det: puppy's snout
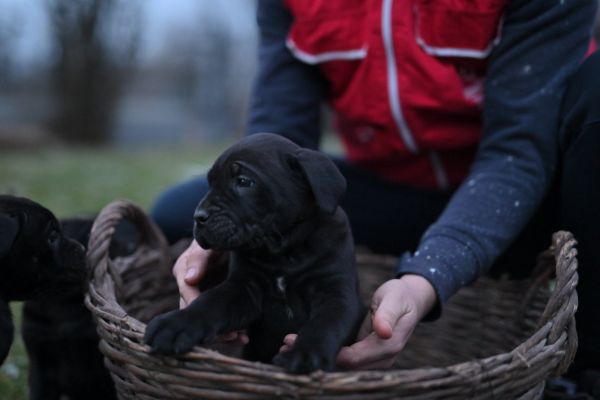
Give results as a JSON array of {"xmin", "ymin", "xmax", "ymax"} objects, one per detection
[{"xmin": 194, "ymin": 208, "xmax": 209, "ymax": 225}]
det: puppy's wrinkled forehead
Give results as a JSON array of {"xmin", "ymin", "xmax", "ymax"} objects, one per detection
[
  {"xmin": 210, "ymin": 134, "xmax": 300, "ymax": 180},
  {"xmin": 0, "ymin": 195, "xmax": 54, "ymax": 220}
]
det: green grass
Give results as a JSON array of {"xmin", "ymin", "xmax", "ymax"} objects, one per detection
[{"xmin": 0, "ymin": 142, "xmax": 231, "ymax": 399}]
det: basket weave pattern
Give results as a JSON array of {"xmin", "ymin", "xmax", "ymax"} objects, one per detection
[{"xmin": 86, "ymin": 200, "xmax": 579, "ymax": 399}]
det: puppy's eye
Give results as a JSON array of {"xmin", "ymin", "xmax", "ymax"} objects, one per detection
[
  {"xmin": 236, "ymin": 176, "xmax": 255, "ymax": 188},
  {"xmin": 47, "ymin": 229, "xmax": 60, "ymax": 246}
]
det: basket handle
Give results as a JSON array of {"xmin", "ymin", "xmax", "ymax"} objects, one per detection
[
  {"xmin": 537, "ymin": 230, "xmax": 579, "ymax": 374},
  {"xmin": 87, "ymin": 199, "xmax": 170, "ymax": 283}
]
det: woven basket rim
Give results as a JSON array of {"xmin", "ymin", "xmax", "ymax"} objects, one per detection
[{"xmin": 85, "ymin": 199, "xmax": 579, "ymax": 394}]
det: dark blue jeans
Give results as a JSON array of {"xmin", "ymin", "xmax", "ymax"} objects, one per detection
[{"xmin": 150, "ymin": 52, "xmax": 600, "ymax": 379}]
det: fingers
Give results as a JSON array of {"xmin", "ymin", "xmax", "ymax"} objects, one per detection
[
  {"xmin": 178, "ymin": 285, "xmax": 201, "ymax": 309},
  {"xmin": 219, "ymin": 331, "xmax": 250, "ymax": 345},
  {"xmin": 174, "ymin": 241, "xmax": 209, "ymax": 284},
  {"xmin": 279, "ymin": 333, "xmax": 298, "ymax": 353},
  {"xmin": 372, "ymin": 314, "xmax": 393, "ymax": 339},
  {"xmin": 372, "ymin": 295, "xmax": 410, "ymax": 340},
  {"xmin": 184, "ymin": 262, "xmax": 203, "ymax": 285},
  {"xmin": 179, "ymin": 297, "xmax": 186, "ymax": 309},
  {"xmin": 336, "ymin": 329, "xmax": 408, "ymax": 370},
  {"xmin": 220, "ymin": 331, "xmax": 238, "ymax": 341},
  {"xmin": 173, "ymin": 241, "xmax": 210, "ymax": 308},
  {"xmin": 283, "ymin": 334, "xmax": 297, "ymax": 346},
  {"xmin": 369, "ymin": 281, "xmax": 410, "ymax": 340},
  {"xmin": 336, "ymin": 332, "xmax": 391, "ymax": 368},
  {"xmin": 340, "ymin": 355, "xmax": 396, "ymax": 370},
  {"xmin": 336, "ymin": 279, "xmax": 421, "ymax": 370}
]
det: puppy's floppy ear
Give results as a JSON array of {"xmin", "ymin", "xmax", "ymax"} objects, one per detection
[
  {"xmin": 0, "ymin": 299, "xmax": 14, "ymax": 364},
  {"xmin": 293, "ymin": 149, "xmax": 346, "ymax": 215},
  {"xmin": 0, "ymin": 214, "xmax": 19, "ymax": 258}
]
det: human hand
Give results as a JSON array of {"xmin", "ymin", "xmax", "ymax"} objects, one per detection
[
  {"xmin": 173, "ymin": 240, "xmax": 209, "ymax": 309},
  {"xmin": 279, "ymin": 274, "xmax": 437, "ymax": 370},
  {"xmin": 172, "ymin": 240, "xmax": 248, "ymax": 345}
]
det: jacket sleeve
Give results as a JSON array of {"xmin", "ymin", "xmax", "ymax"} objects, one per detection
[
  {"xmin": 245, "ymin": 0, "xmax": 326, "ymax": 149},
  {"xmin": 396, "ymin": 0, "xmax": 598, "ymax": 306}
]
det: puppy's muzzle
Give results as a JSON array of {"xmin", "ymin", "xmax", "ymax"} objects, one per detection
[
  {"xmin": 194, "ymin": 208, "xmax": 209, "ymax": 225},
  {"xmin": 193, "ymin": 207, "xmax": 213, "ymax": 249}
]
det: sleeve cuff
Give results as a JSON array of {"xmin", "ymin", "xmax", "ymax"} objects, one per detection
[{"xmin": 395, "ymin": 235, "xmax": 481, "ymax": 320}]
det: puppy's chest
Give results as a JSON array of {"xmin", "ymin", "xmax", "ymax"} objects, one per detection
[{"xmin": 265, "ymin": 276, "xmax": 307, "ymax": 323}]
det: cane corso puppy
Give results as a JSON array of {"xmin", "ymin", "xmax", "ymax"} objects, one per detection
[
  {"xmin": 0, "ymin": 195, "xmax": 117, "ymax": 400},
  {"xmin": 144, "ymin": 133, "xmax": 365, "ymax": 373},
  {"xmin": 0, "ymin": 195, "xmax": 86, "ymax": 364}
]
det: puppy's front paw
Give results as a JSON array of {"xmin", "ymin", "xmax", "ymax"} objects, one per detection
[
  {"xmin": 272, "ymin": 346, "xmax": 334, "ymax": 374},
  {"xmin": 144, "ymin": 309, "xmax": 214, "ymax": 355}
]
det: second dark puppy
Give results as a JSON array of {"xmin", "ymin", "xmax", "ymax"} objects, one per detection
[
  {"xmin": 145, "ymin": 133, "xmax": 365, "ymax": 373},
  {"xmin": 0, "ymin": 195, "xmax": 117, "ymax": 400},
  {"xmin": 0, "ymin": 195, "xmax": 86, "ymax": 365}
]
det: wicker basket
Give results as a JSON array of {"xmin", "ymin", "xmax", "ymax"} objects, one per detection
[{"xmin": 86, "ymin": 200, "xmax": 579, "ymax": 399}]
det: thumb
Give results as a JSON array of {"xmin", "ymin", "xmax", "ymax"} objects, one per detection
[
  {"xmin": 184, "ymin": 263, "xmax": 202, "ymax": 284},
  {"xmin": 371, "ymin": 295, "xmax": 405, "ymax": 340},
  {"xmin": 183, "ymin": 250, "xmax": 209, "ymax": 286}
]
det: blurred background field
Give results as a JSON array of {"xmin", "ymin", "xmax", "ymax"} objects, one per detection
[{"xmin": 0, "ymin": 145, "xmax": 226, "ymax": 216}]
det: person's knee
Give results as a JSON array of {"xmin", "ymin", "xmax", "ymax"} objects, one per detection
[
  {"xmin": 149, "ymin": 177, "xmax": 208, "ymax": 243},
  {"xmin": 150, "ymin": 193, "xmax": 181, "ymax": 243}
]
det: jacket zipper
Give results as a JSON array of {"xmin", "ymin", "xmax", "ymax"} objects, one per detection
[
  {"xmin": 381, "ymin": 0, "xmax": 419, "ymax": 154},
  {"xmin": 382, "ymin": 0, "xmax": 450, "ymax": 189}
]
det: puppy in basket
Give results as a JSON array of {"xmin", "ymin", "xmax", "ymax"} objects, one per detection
[{"xmin": 144, "ymin": 133, "xmax": 365, "ymax": 373}]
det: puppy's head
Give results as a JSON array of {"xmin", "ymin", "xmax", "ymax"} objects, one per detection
[
  {"xmin": 0, "ymin": 195, "xmax": 86, "ymax": 301},
  {"xmin": 193, "ymin": 133, "xmax": 346, "ymax": 252}
]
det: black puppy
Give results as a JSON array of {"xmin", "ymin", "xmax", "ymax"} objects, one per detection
[
  {"xmin": 0, "ymin": 195, "xmax": 86, "ymax": 364},
  {"xmin": 145, "ymin": 133, "xmax": 365, "ymax": 373},
  {"xmin": 0, "ymin": 195, "xmax": 116, "ymax": 400}
]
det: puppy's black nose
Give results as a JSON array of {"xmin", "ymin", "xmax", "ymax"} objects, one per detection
[{"xmin": 194, "ymin": 209, "xmax": 209, "ymax": 224}]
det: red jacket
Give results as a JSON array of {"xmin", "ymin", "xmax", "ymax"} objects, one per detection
[{"xmin": 284, "ymin": 0, "xmax": 509, "ymax": 188}]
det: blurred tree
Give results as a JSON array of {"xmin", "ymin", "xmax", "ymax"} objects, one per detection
[
  {"xmin": 149, "ymin": 0, "xmax": 257, "ymax": 141},
  {"xmin": 46, "ymin": 0, "xmax": 139, "ymax": 144},
  {"xmin": 0, "ymin": 10, "xmax": 21, "ymax": 86},
  {"xmin": 192, "ymin": 15, "xmax": 238, "ymax": 138}
]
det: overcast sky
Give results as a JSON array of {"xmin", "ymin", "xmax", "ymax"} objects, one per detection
[{"xmin": 1, "ymin": 0, "xmax": 257, "ymax": 68}]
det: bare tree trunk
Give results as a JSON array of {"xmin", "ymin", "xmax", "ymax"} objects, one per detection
[
  {"xmin": 46, "ymin": 0, "xmax": 138, "ymax": 144},
  {"xmin": 0, "ymin": 10, "xmax": 21, "ymax": 86}
]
